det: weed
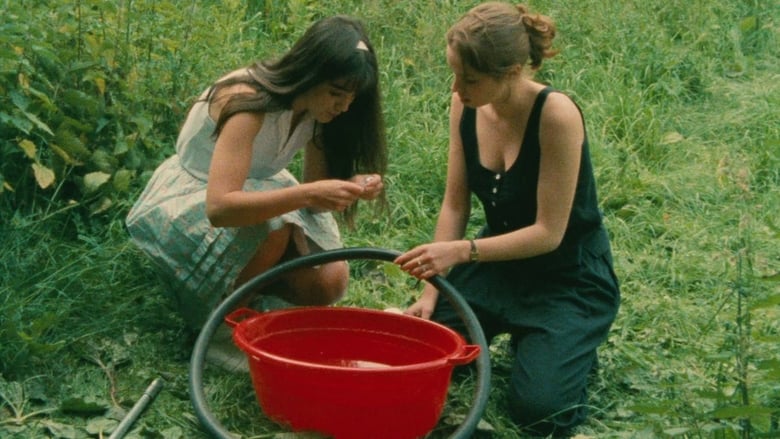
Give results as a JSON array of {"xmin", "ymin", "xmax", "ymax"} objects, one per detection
[{"xmin": 1, "ymin": 1, "xmax": 779, "ymax": 438}]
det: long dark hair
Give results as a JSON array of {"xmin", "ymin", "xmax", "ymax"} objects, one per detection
[{"xmin": 209, "ymin": 15, "xmax": 387, "ymax": 223}]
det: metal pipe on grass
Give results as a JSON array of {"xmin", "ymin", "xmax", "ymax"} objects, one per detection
[{"xmin": 109, "ymin": 377, "xmax": 165, "ymax": 439}]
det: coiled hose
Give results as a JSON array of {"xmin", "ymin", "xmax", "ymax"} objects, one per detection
[{"xmin": 189, "ymin": 247, "xmax": 491, "ymax": 439}]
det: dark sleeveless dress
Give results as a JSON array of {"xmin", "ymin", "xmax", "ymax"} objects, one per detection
[{"xmin": 432, "ymin": 87, "xmax": 620, "ymax": 436}]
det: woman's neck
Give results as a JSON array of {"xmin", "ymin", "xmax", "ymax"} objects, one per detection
[{"xmin": 489, "ymin": 78, "xmax": 539, "ymax": 120}]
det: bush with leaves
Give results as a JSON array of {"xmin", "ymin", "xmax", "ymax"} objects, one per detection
[{"xmin": 0, "ymin": 1, "xmax": 267, "ymax": 223}]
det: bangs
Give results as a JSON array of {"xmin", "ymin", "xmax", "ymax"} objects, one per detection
[
  {"xmin": 326, "ymin": 51, "xmax": 377, "ymax": 95},
  {"xmin": 334, "ymin": 73, "xmax": 374, "ymax": 95},
  {"xmin": 448, "ymin": 32, "xmax": 487, "ymax": 75}
]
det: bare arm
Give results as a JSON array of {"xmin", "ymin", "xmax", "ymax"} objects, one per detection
[
  {"xmin": 395, "ymin": 94, "xmax": 472, "ymax": 317},
  {"xmin": 205, "ymin": 86, "xmax": 366, "ymax": 227},
  {"xmin": 205, "ymin": 112, "xmax": 332, "ymax": 226},
  {"xmin": 431, "ymin": 94, "xmax": 472, "ymax": 245},
  {"xmin": 396, "ymin": 91, "xmax": 584, "ymax": 281}
]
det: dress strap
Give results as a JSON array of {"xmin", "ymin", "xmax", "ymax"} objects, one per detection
[{"xmin": 527, "ymin": 86, "xmax": 554, "ymax": 128}]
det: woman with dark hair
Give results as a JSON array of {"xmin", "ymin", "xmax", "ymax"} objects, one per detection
[
  {"xmin": 127, "ymin": 15, "xmax": 387, "ymax": 331},
  {"xmin": 395, "ymin": 2, "xmax": 619, "ymax": 436}
]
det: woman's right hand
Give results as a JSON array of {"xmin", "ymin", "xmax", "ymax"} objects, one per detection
[
  {"xmin": 305, "ymin": 179, "xmax": 366, "ymax": 212},
  {"xmin": 350, "ymin": 173, "xmax": 384, "ymax": 200}
]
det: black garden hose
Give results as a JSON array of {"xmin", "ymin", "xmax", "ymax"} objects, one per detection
[{"xmin": 189, "ymin": 247, "xmax": 491, "ymax": 439}]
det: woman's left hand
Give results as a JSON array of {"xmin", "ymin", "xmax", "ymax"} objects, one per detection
[
  {"xmin": 394, "ymin": 241, "xmax": 466, "ymax": 280},
  {"xmin": 350, "ymin": 174, "xmax": 384, "ymax": 200}
]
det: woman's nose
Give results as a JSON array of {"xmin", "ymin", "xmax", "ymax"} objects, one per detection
[{"xmin": 338, "ymin": 95, "xmax": 354, "ymax": 112}]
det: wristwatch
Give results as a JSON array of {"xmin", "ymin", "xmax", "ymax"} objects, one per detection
[{"xmin": 469, "ymin": 239, "xmax": 479, "ymax": 262}]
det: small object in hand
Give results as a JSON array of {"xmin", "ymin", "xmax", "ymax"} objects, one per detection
[
  {"xmin": 383, "ymin": 307, "xmax": 404, "ymax": 314},
  {"xmin": 362, "ymin": 176, "xmax": 374, "ymax": 186}
]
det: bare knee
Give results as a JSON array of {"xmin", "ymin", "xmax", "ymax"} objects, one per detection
[
  {"xmin": 312, "ymin": 260, "xmax": 349, "ymax": 304},
  {"xmin": 281, "ymin": 260, "xmax": 349, "ymax": 305}
]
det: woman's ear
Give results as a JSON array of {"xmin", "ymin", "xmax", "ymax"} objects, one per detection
[{"xmin": 506, "ymin": 64, "xmax": 524, "ymax": 78}]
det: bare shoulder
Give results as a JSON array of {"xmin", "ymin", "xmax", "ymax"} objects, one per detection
[
  {"xmin": 223, "ymin": 110, "xmax": 264, "ymax": 132},
  {"xmin": 212, "ymin": 82, "xmax": 257, "ymax": 103},
  {"xmin": 209, "ymin": 82, "xmax": 260, "ymax": 121},
  {"xmin": 447, "ymin": 93, "xmax": 466, "ymax": 150},
  {"xmin": 449, "ymin": 92, "xmax": 464, "ymax": 117},
  {"xmin": 540, "ymin": 91, "xmax": 584, "ymax": 145},
  {"xmin": 542, "ymin": 91, "xmax": 581, "ymax": 124}
]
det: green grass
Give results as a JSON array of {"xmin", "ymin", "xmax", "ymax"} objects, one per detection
[{"xmin": 2, "ymin": 0, "xmax": 779, "ymax": 438}]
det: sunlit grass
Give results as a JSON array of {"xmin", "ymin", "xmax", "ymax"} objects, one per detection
[{"xmin": 1, "ymin": 0, "xmax": 779, "ymax": 438}]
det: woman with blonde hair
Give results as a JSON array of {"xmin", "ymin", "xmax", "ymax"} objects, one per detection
[{"xmin": 396, "ymin": 3, "xmax": 619, "ymax": 436}]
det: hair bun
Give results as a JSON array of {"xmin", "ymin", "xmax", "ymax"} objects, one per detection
[{"xmin": 516, "ymin": 4, "xmax": 529, "ymax": 16}]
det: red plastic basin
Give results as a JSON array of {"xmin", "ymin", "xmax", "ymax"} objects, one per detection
[{"xmin": 226, "ymin": 307, "xmax": 480, "ymax": 439}]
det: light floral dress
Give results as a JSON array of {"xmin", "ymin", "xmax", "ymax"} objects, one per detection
[{"xmin": 126, "ymin": 90, "xmax": 342, "ymax": 328}]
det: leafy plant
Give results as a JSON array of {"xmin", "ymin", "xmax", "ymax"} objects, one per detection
[
  {"xmin": 0, "ymin": 1, "xmax": 250, "ymax": 223},
  {"xmin": 1, "ymin": 0, "xmax": 779, "ymax": 438}
]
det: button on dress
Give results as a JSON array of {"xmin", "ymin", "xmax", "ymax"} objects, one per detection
[{"xmin": 433, "ymin": 87, "xmax": 621, "ymax": 435}]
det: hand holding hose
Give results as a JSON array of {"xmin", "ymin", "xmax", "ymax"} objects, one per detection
[{"xmin": 394, "ymin": 240, "xmax": 469, "ymax": 280}]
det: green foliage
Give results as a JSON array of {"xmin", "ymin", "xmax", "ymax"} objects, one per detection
[
  {"xmin": 1, "ymin": 0, "xmax": 779, "ymax": 438},
  {"xmin": 0, "ymin": 0, "xmax": 254, "ymax": 221}
]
